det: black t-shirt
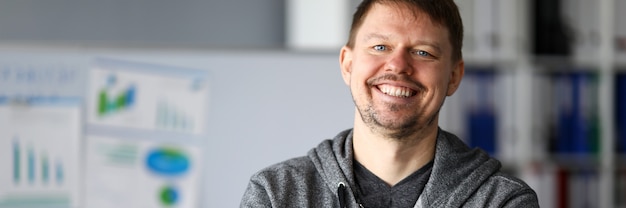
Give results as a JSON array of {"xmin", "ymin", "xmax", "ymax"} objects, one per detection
[{"xmin": 353, "ymin": 160, "xmax": 433, "ymax": 208}]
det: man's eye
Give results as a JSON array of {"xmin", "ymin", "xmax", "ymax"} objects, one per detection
[
  {"xmin": 373, "ymin": 45, "xmax": 387, "ymax": 51},
  {"xmin": 415, "ymin": 50, "xmax": 430, "ymax": 57}
]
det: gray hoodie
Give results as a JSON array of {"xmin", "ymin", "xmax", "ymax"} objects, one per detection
[{"xmin": 241, "ymin": 129, "xmax": 539, "ymax": 207}]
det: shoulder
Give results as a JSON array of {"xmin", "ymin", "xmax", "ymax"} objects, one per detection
[
  {"xmin": 242, "ymin": 156, "xmax": 334, "ymax": 208},
  {"xmin": 252, "ymin": 156, "xmax": 315, "ymax": 176},
  {"xmin": 482, "ymin": 172, "xmax": 536, "ymax": 196},
  {"xmin": 249, "ymin": 156, "xmax": 318, "ymax": 187},
  {"xmin": 469, "ymin": 172, "xmax": 539, "ymax": 207}
]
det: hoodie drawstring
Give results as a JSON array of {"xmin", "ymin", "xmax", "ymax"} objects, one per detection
[
  {"xmin": 338, "ymin": 182, "xmax": 364, "ymax": 208},
  {"xmin": 338, "ymin": 182, "xmax": 347, "ymax": 208}
]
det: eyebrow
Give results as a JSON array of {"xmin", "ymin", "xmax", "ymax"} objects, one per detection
[{"xmin": 363, "ymin": 33, "xmax": 389, "ymax": 42}]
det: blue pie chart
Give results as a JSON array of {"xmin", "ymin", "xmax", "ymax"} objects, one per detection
[{"xmin": 146, "ymin": 147, "xmax": 190, "ymax": 177}]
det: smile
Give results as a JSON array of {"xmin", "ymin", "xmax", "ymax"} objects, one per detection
[{"xmin": 377, "ymin": 84, "xmax": 416, "ymax": 98}]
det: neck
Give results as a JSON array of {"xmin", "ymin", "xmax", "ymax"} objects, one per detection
[{"xmin": 352, "ymin": 118, "xmax": 437, "ymax": 186}]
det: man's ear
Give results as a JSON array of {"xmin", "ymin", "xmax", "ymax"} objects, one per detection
[
  {"xmin": 339, "ymin": 46, "xmax": 353, "ymax": 86},
  {"xmin": 446, "ymin": 60, "xmax": 464, "ymax": 96}
]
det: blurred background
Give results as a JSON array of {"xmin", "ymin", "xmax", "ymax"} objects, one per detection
[{"xmin": 0, "ymin": 0, "xmax": 624, "ymax": 207}]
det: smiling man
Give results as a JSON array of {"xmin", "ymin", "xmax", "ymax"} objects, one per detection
[{"xmin": 240, "ymin": 0, "xmax": 539, "ymax": 207}]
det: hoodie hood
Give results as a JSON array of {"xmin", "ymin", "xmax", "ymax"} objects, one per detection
[
  {"xmin": 307, "ymin": 129, "xmax": 502, "ymax": 208},
  {"xmin": 418, "ymin": 130, "xmax": 501, "ymax": 207},
  {"xmin": 307, "ymin": 129, "xmax": 361, "ymax": 207}
]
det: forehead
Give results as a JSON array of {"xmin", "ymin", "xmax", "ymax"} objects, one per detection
[
  {"xmin": 371, "ymin": 2, "xmax": 425, "ymax": 22},
  {"xmin": 363, "ymin": 2, "xmax": 442, "ymax": 31},
  {"xmin": 356, "ymin": 3, "xmax": 448, "ymax": 40}
]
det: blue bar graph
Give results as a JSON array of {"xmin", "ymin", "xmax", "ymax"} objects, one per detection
[
  {"xmin": 28, "ymin": 145, "xmax": 35, "ymax": 184},
  {"xmin": 156, "ymin": 101, "xmax": 195, "ymax": 132},
  {"xmin": 56, "ymin": 160, "xmax": 64, "ymax": 185},
  {"xmin": 11, "ymin": 137, "xmax": 67, "ymax": 187},
  {"xmin": 42, "ymin": 152, "xmax": 49, "ymax": 184},
  {"xmin": 13, "ymin": 137, "xmax": 20, "ymax": 184}
]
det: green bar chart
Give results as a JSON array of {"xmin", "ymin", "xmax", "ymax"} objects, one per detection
[{"xmin": 98, "ymin": 84, "xmax": 136, "ymax": 116}]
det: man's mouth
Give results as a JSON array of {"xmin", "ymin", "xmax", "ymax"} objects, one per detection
[{"xmin": 377, "ymin": 84, "xmax": 417, "ymax": 98}]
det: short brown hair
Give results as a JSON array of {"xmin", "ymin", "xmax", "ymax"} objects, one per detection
[{"xmin": 345, "ymin": 0, "xmax": 464, "ymax": 61}]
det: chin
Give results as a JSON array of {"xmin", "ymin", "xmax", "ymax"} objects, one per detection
[{"xmin": 370, "ymin": 119, "xmax": 418, "ymax": 139}]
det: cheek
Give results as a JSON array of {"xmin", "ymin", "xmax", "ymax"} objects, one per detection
[
  {"xmin": 418, "ymin": 69, "xmax": 447, "ymax": 87},
  {"xmin": 351, "ymin": 59, "xmax": 379, "ymax": 82},
  {"xmin": 416, "ymin": 71, "xmax": 451, "ymax": 100}
]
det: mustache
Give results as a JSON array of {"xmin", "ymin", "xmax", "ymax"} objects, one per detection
[{"xmin": 366, "ymin": 74, "xmax": 426, "ymax": 91}]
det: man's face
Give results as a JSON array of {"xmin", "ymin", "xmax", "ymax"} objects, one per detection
[{"xmin": 340, "ymin": 3, "xmax": 464, "ymax": 138}]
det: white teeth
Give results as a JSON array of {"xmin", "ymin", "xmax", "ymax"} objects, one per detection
[{"xmin": 379, "ymin": 85, "xmax": 414, "ymax": 97}]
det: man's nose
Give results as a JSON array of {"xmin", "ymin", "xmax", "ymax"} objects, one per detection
[{"xmin": 384, "ymin": 50, "xmax": 413, "ymax": 75}]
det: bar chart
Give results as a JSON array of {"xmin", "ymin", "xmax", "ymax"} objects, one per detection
[
  {"xmin": 0, "ymin": 101, "xmax": 80, "ymax": 208},
  {"xmin": 87, "ymin": 59, "xmax": 209, "ymax": 135},
  {"xmin": 12, "ymin": 136, "xmax": 65, "ymax": 186}
]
